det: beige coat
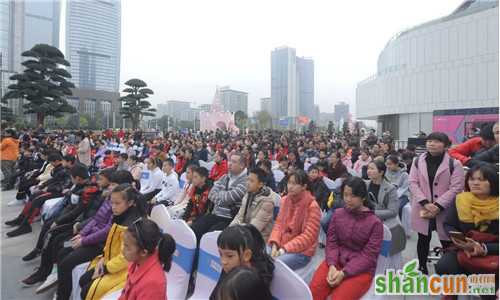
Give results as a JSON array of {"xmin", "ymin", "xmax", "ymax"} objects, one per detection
[{"xmin": 230, "ymin": 186, "xmax": 276, "ymax": 242}]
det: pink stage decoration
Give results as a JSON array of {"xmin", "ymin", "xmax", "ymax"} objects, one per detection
[{"xmin": 200, "ymin": 87, "xmax": 239, "ymax": 132}]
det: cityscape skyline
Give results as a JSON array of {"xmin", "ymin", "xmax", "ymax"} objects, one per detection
[{"xmin": 119, "ymin": 0, "xmax": 463, "ymax": 116}]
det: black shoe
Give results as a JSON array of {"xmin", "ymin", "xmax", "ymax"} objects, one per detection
[
  {"xmin": 5, "ymin": 215, "xmax": 23, "ymax": 227},
  {"xmin": 22, "ymin": 248, "xmax": 41, "ymax": 261},
  {"xmin": 418, "ymin": 265, "xmax": 428, "ymax": 275},
  {"xmin": 6, "ymin": 223, "xmax": 32, "ymax": 237},
  {"xmin": 21, "ymin": 270, "xmax": 45, "ymax": 286}
]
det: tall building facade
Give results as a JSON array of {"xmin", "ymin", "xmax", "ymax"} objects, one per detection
[
  {"xmin": 271, "ymin": 46, "xmax": 315, "ymax": 124},
  {"xmin": 260, "ymin": 97, "xmax": 272, "ymax": 114},
  {"xmin": 1, "ymin": 0, "xmax": 60, "ymax": 116},
  {"xmin": 219, "ymin": 86, "xmax": 248, "ymax": 115},
  {"xmin": 356, "ymin": 0, "xmax": 499, "ymax": 141},
  {"xmin": 297, "ymin": 57, "xmax": 315, "ymax": 120},
  {"xmin": 334, "ymin": 101, "xmax": 350, "ymax": 123},
  {"xmin": 66, "ymin": 0, "xmax": 121, "ymax": 92}
]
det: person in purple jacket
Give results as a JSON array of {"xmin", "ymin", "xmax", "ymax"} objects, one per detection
[
  {"xmin": 309, "ymin": 177, "xmax": 383, "ymax": 300},
  {"xmin": 34, "ymin": 170, "xmax": 136, "ymax": 295}
]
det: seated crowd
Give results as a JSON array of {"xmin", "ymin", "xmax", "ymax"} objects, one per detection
[{"xmin": 0, "ymin": 122, "xmax": 498, "ymax": 300}]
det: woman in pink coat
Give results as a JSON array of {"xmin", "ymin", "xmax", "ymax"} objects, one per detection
[{"xmin": 409, "ymin": 132, "xmax": 465, "ymax": 274}]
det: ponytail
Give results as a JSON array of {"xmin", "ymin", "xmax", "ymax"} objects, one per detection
[
  {"xmin": 158, "ymin": 233, "xmax": 176, "ymax": 272},
  {"xmin": 127, "ymin": 219, "xmax": 176, "ymax": 272}
]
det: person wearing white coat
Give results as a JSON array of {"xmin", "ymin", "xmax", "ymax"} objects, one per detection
[
  {"xmin": 153, "ymin": 158, "xmax": 180, "ymax": 206},
  {"xmin": 140, "ymin": 158, "xmax": 164, "ymax": 204}
]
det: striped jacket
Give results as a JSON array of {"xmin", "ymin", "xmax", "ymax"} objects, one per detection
[{"xmin": 208, "ymin": 169, "xmax": 247, "ymax": 219}]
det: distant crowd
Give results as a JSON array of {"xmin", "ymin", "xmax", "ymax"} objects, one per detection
[{"xmin": 0, "ymin": 122, "xmax": 498, "ymax": 300}]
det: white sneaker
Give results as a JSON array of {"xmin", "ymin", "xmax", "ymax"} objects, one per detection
[
  {"xmin": 36, "ymin": 272, "xmax": 58, "ymax": 294},
  {"xmin": 7, "ymin": 199, "xmax": 24, "ymax": 206}
]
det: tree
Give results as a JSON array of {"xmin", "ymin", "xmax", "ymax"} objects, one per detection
[
  {"xmin": 156, "ymin": 115, "xmax": 173, "ymax": 131},
  {"xmin": 256, "ymin": 111, "xmax": 272, "ymax": 130},
  {"xmin": 2, "ymin": 44, "xmax": 76, "ymax": 126},
  {"xmin": 66, "ymin": 114, "xmax": 80, "ymax": 129},
  {"xmin": 234, "ymin": 110, "xmax": 248, "ymax": 130},
  {"xmin": 119, "ymin": 78, "xmax": 156, "ymax": 130}
]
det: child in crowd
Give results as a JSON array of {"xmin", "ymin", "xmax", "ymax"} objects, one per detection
[
  {"xmin": 210, "ymin": 224, "xmax": 275, "ymax": 300},
  {"xmin": 76, "ymin": 184, "xmax": 145, "ymax": 300},
  {"xmin": 118, "ymin": 218, "xmax": 176, "ymax": 300}
]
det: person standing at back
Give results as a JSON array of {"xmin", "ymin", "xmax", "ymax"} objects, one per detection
[
  {"xmin": 409, "ymin": 132, "xmax": 465, "ymax": 274},
  {"xmin": 77, "ymin": 131, "xmax": 91, "ymax": 167},
  {"xmin": 1, "ymin": 129, "xmax": 20, "ymax": 191}
]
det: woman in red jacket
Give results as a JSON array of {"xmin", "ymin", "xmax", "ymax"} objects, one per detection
[
  {"xmin": 268, "ymin": 169, "xmax": 321, "ymax": 270},
  {"xmin": 209, "ymin": 150, "xmax": 228, "ymax": 181},
  {"xmin": 119, "ymin": 218, "xmax": 176, "ymax": 300}
]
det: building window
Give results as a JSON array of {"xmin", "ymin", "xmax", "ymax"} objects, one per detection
[{"xmin": 84, "ymin": 98, "xmax": 96, "ymax": 115}]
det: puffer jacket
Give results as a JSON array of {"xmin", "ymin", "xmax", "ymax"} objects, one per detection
[
  {"xmin": 84, "ymin": 206, "xmax": 142, "ymax": 300},
  {"xmin": 326, "ymin": 207, "xmax": 383, "ymax": 277},
  {"xmin": 230, "ymin": 186, "xmax": 276, "ymax": 241},
  {"xmin": 79, "ymin": 196, "xmax": 113, "ymax": 246}
]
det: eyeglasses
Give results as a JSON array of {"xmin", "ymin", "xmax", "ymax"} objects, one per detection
[{"xmin": 132, "ymin": 218, "xmax": 146, "ymax": 249}]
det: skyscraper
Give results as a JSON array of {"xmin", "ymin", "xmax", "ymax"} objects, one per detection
[
  {"xmin": 219, "ymin": 86, "xmax": 248, "ymax": 115},
  {"xmin": 1, "ymin": 0, "xmax": 60, "ymax": 116},
  {"xmin": 271, "ymin": 46, "xmax": 315, "ymax": 124},
  {"xmin": 334, "ymin": 101, "xmax": 350, "ymax": 123},
  {"xmin": 297, "ymin": 57, "xmax": 314, "ymax": 120},
  {"xmin": 66, "ymin": 0, "xmax": 121, "ymax": 92},
  {"xmin": 260, "ymin": 97, "xmax": 272, "ymax": 115},
  {"xmin": 271, "ymin": 46, "xmax": 297, "ymax": 120}
]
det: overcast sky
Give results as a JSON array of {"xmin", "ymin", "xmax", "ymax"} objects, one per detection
[{"xmin": 120, "ymin": 0, "xmax": 464, "ymax": 116}]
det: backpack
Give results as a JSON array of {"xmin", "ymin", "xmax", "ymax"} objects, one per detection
[{"xmin": 413, "ymin": 154, "xmax": 455, "ymax": 175}]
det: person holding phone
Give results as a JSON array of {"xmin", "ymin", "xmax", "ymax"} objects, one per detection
[{"xmin": 436, "ymin": 164, "xmax": 498, "ymax": 291}]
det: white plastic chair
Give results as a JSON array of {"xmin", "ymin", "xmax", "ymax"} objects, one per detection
[
  {"xmin": 401, "ymin": 202, "xmax": 412, "ymax": 238},
  {"xmin": 360, "ymin": 224, "xmax": 392, "ymax": 300},
  {"xmin": 71, "ymin": 262, "xmax": 90, "ymax": 300},
  {"xmin": 271, "ymin": 259, "xmax": 313, "ymax": 300},
  {"xmin": 150, "ymin": 204, "xmax": 172, "ymax": 233},
  {"xmin": 165, "ymin": 219, "xmax": 197, "ymax": 300},
  {"xmin": 272, "ymin": 169, "xmax": 285, "ymax": 184},
  {"xmin": 190, "ymin": 231, "xmax": 222, "ymax": 300}
]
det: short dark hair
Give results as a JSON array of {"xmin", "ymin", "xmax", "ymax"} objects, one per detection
[
  {"xmin": 62, "ymin": 155, "xmax": 76, "ymax": 163},
  {"xmin": 308, "ymin": 164, "xmax": 320, "ymax": 173},
  {"xmin": 119, "ymin": 153, "xmax": 128, "ymax": 160},
  {"xmin": 110, "ymin": 170, "xmax": 135, "ymax": 185},
  {"xmin": 465, "ymin": 164, "xmax": 499, "ymax": 196},
  {"xmin": 248, "ymin": 167, "xmax": 267, "ymax": 183},
  {"xmin": 193, "ymin": 166, "xmax": 209, "ymax": 179},
  {"xmin": 70, "ymin": 164, "xmax": 90, "ymax": 179},
  {"xmin": 479, "ymin": 123, "xmax": 495, "ymax": 141},
  {"xmin": 164, "ymin": 158, "xmax": 174, "ymax": 167},
  {"xmin": 341, "ymin": 177, "xmax": 373, "ymax": 209},
  {"xmin": 426, "ymin": 132, "xmax": 451, "ymax": 147},
  {"xmin": 47, "ymin": 152, "xmax": 63, "ymax": 162}
]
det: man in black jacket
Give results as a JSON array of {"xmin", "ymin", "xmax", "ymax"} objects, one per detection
[
  {"xmin": 20, "ymin": 164, "xmax": 102, "ymax": 286},
  {"xmin": 6, "ymin": 153, "xmax": 71, "ymax": 237}
]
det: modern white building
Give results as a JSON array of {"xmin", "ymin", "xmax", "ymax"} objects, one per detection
[{"xmin": 356, "ymin": 0, "xmax": 499, "ymax": 141}]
